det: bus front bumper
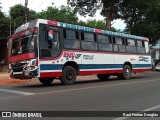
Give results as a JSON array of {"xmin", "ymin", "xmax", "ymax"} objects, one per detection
[{"xmin": 9, "ymin": 69, "xmax": 32, "ymax": 79}]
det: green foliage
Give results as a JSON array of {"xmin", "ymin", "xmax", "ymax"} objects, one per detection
[
  {"xmin": 67, "ymin": 0, "xmax": 121, "ymax": 30},
  {"xmin": 0, "ymin": 3, "xmax": 113, "ymax": 37},
  {"xmin": 0, "ymin": 14, "xmax": 10, "ymax": 37},
  {"xmin": 0, "ymin": 2, "xmax": 2, "ymax": 10},
  {"xmin": 68, "ymin": 0, "xmax": 160, "ymax": 42},
  {"xmin": 0, "ymin": 3, "xmax": 10, "ymax": 37},
  {"xmin": 38, "ymin": 5, "xmax": 78, "ymax": 24},
  {"xmin": 0, "ymin": 11, "xmax": 4, "ymax": 19},
  {"xmin": 9, "ymin": 4, "xmax": 37, "ymax": 27},
  {"xmin": 78, "ymin": 19, "xmax": 116, "ymax": 31},
  {"xmin": 9, "ymin": 4, "xmax": 25, "ymax": 26},
  {"xmin": 86, "ymin": 19, "xmax": 105, "ymax": 29},
  {"xmin": 28, "ymin": 10, "xmax": 38, "ymax": 21},
  {"xmin": 0, "ymin": 2, "xmax": 4, "ymax": 18},
  {"xmin": 119, "ymin": 0, "xmax": 160, "ymax": 42},
  {"xmin": 67, "ymin": 0, "xmax": 102, "ymax": 16}
]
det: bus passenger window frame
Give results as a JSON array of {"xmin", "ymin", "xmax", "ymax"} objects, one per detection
[
  {"xmin": 81, "ymin": 32, "xmax": 98, "ymax": 51},
  {"xmin": 126, "ymin": 39, "xmax": 136, "ymax": 46},
  {"xmin": 63, "ymin": 29, "xmax": 81, "ymax": 50},
  {"xmin": 137, "ymin": 40, "xmax": 145, "ymax": 47},
  {"xmin": 46, "ymin": 29, "xmax": 60, "ymax": 50},
  {"xmin": 63, "ymin": 29, "xmax": 79, "ymax": 40},
  {"xmin": 125, "ymin": 39, "xmax": 137, "ymax": 53},
  {"xmin": 81, "ymin": 32, "xmax": 85, "ymax": 41},
  {"xmin": 137, "ymin": 40, "xmax": 146, "ymax": 54},
  {"xmin": 97, "ymin": 34, "xmax": 112, "ymax": 44},
  {"xmin": 97, "ymin": 34, "xmax": 113, "ymax": 52}
]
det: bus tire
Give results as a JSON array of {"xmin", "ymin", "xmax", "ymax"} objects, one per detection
[
  {"xmin": 61, "ymin": 66, "xmax": 76, "ymax": 85},
  {"xmin": 117, "ymin": 65, "xmax": 131, "ymax": 80},
  {"xmin": 97, "ymin": 74, "xmax": 110, "ymax": 80},
  {"xmin": 39, "ymin": 78, "xmax": 54, "ymax": 85}
]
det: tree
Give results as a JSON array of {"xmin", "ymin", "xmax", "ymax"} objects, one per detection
[
  {"xmin": 0, "ymin": 2, "xmax": 2, "ymax": 10},
  {"xmin": 85, "ymin": 19, "xmax": 106, "ymax": 29},
  {"xmin": 0, "ymin": 3, "xmax": 10, "ymax": 37},
  {"xmin": 38, "ymin": 5, "xmax": 78, "ymax": 24},
  {"xmin": 118, "ymin": 0, "xmax": 153, "ymax": 32},
  {"xmin": 77, "ymin": 19, "xmax": 117, "ymax": 31},
  {"xmin": 10, "ymin": 4, "xmax": 25, "ymax": 27},
  {"xmin": 67, "ymin": 0, "xmax": 122, "ymax": 30},
  {"xmin": 27, "ymin": 10, "xmax": 38, "ymax": 21},
  {"xmin": 0, "ymin": 2, "xmax": 4, "ymax": 18},
  {"xmin": 9, "ymin": 4, "xmax": 37, "ymax": 27},
  {"xmin": 119, "ymin": 0, "xmax": 160, "ymax": 42},
  {"xmin": 0, "ymin": 17, "xmax": 10, "ymax": 37}
]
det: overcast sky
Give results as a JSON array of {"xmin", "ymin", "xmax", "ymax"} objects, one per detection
[{"xmin": 0, "ymin": 0, "xmax": 126, "ymax": 30}]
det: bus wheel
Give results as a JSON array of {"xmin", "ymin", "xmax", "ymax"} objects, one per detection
[
  {"xmin": 117, "ymin": 65, "xmax": 131, "ymax": 80},
  {"xmin": 39, "ymin": 78, "xmax": 54, "ymax": 85},
  {"xmin": 97, "ymin": 74, "xmax": 110, "ymax": 80},
  {"xmin": 61, "ymin": 66, "xmax": 76, "ymax": 85}
]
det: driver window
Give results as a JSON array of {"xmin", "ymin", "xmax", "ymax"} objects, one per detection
[
  {"xmin": 47, "ymin": 30, "xmax": 60, "ymax": 49},
  {"xmin": 47, "ymin": 30, "xmax": 53, "ymax": 49}
]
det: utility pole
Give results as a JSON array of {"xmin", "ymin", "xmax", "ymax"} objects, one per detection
[{"xmin": 25, "ymin": 0, "xmax": 28, "ymax": 23}]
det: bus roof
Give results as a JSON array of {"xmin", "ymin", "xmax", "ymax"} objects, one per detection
[{"xmin": 14, "ymin": 19, "xmax": 149, "ymax": 41}]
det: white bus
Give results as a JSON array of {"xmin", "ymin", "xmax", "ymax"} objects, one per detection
[{"xmin": 8, "ymin": 19, "xmax": 151, "ymax": 85}]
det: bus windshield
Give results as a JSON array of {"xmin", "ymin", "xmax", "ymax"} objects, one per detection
[{"xmin": 11, "ymin": 28, "xmax": 37, "ymax": 56}]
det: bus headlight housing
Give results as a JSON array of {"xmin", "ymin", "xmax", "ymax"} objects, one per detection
[{"xmin": 25, "ymin": 66, "xmax": 35, "ymax": 70}]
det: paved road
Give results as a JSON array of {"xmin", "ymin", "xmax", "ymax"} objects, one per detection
[{"xmin": 0, "ymin": 71, "xmax": 160, "ymax": 120}]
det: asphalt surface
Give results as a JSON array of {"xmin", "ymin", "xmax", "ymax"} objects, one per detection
[{"xmin": 0, "ymin": 71, "xmax": 160, "ymax": 120}]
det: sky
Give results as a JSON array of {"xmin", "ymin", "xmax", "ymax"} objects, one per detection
[{"xmin": 0, "ymin": 0, "xmax": 126, "ymax": 30}]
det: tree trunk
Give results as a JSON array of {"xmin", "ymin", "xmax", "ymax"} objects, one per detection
[
  {"xmin": 105, "ymin": 0, "xmax": 115, "ymax": 31},
  {"xmin": 106, "ymin": 13, "xmax": 111, "ymax": 30}
]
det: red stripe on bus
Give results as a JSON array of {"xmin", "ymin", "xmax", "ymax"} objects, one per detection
[
  {"xmin": 95, "ymin": 29, "xmax": 103, "ymax": 33},
  {"xmin": 40, "ymin": 72, "xmax": 62, "ymax": 78},
  {"xmin": 8, "ymin": 53, "xmax": 35, "ymax": 63},
  {"xmin": 132, "ymin": 68, "xmax": 151, "ymax": 73},
  {"xmin": 79, "ymin": 70, "xmax": 123, "ymax": 75},
  {"xmin": 39, "ymin": 68, "xmax": 151, "ymax": 78}
]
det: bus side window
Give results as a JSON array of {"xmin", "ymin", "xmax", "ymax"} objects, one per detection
[
  {"xmin": 63, "ymin": 29, "xmax": 80, "ymax": 49},
  {"xmin": 137, "ymin": 40, "xmax": 145, "ymax": 54},
  {"xmin": 126, "ymin": 39, "xmax": 137, "ymax": 53},
  {"xmin": 113, "ymin": 37, "xmax": 125, "ymax": 52},
  {"xmin": 47, "ymin": 30, "xmax": 53, "ymax": 49},
  {"xmin": 98, "ymin": 35, "xmax": 113, "ymax": 52},
  {"xmin": 81, "ymin": 32, "xmax": 98, "ymax": 51},
  {"xmin": 47, "ymin": 30, "xmax": 60, "ymax": 50}
]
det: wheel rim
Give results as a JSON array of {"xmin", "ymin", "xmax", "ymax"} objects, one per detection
[
  {"xmin": 66, "ymin": 70, "xmax": 73, "ymax": 81},
  {"xmin": 125, "ymin": 68, "xmax": 130, "ymax": 76}
]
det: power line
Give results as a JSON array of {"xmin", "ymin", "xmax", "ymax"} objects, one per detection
[{"xmin": 33, "ymin": 1, "xmax": 47, "ymax": 11}]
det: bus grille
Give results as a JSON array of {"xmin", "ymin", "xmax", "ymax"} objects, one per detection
[
  {"xmin": 12, "ymin": 67, "xmax": 23, "ymax": 72},
  {"xmin": 11, "ymin": 62, "xmax": 27, "ymax": 72}
]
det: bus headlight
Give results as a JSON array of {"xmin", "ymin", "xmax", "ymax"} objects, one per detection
[{"xmin": 25, "ymin": 66, "xmax": 35, "ymax": 70}]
